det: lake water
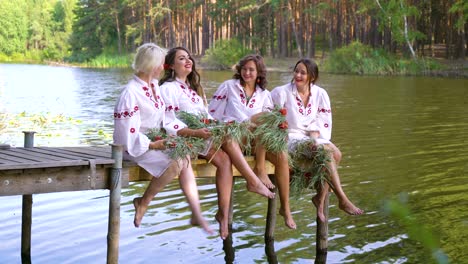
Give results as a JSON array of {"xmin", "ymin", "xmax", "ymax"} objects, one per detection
[{"xmin": 0, "ymin": 64, "xmax": 467, "ymax": 263}]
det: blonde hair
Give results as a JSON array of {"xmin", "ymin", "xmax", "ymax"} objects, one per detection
[{"xmin": 132, "ymin": 43, "xmax": 167, "ymax": 75}]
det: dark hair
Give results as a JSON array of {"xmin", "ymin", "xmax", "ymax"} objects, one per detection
[
  {"xmin": 291, "ymin": 58, "xmax": 319, "ymax": 87},
  {"xmin": 160, "ymin": 47, "xmax": 206, "ymax": 104},
  {"xmin": 233, "ymin": 54, "xmax": 267, "ymax": 90}
]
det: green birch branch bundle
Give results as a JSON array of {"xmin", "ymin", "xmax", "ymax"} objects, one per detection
[
  {"xmin": 253, "ymin": 105, "xmax": 288, "ymax": 153},
  {"xmin": 146, "ymin": 128, "xmax": 205, "ymax": 160},
  {"xmin": 288, "ymin": 138, "xmax": 334, "ymax": 196},
  {"xmin": 176, "ymin": 111, "xmax": 253, "ymax": 154}
]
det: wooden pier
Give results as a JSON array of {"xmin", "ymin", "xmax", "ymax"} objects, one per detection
[{"xmin": 0, "ymin": 132, "xmax": 329, "ymax": 263}]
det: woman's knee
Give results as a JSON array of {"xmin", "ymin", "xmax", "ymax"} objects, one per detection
[
  {"xmin": 333, "ymin": 148, "xmax": 342, "ymax": 164},
  {"xmin": 211, "ymin": 150, "xmax": 231, "ymax": 168}
]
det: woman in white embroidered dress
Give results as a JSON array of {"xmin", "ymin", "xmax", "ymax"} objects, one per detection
[
  {"xmin": 159, "ymin": 47, "xmax": 275, "ymax": 239},
  {"xmin": 113, "ymin": 43, "xmax": 212, "ymax": 234},
  {"xmin": 270, "ymin": 58, "xmax": 363, "ymax": 222},
  {"xmin": 208, "ymin": 54, "xmax": 296, "ymax": 229}
]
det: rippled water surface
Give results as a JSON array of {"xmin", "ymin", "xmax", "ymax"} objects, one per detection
[{"xmin": 0, "ymin": 64, "xmax": 467, "ymax": 263}]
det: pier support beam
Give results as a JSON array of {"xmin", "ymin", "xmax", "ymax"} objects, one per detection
[
  {"xmin": 315, "ymin": 193, "xmax": 330, "ymax": 264},
  {"xmin": 21, "ymin": 131, "xmax": 35, "ymax": 264},
  {"xmin": 107, "ymin": 144, "xmax": 123, "ymax": 264}
]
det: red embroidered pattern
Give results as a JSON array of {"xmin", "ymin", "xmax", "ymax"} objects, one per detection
[
  {"xmin": 130, "ymin": 128, "xmax": 136, "ymax": 133},
  {"xmin": 318, "ymin": 108, "xmax": 331, "ymax": 114},
  {"xmin": 239, "ymin": 87, "xmax": 257, "ymax": 108},
  {"xmin": 295, "ymin": 96, "xmax": 313, "ymax": 116},
  {"xmin": 178, "ymin": 82, "xmax": 200, "ymax": 104},
  {"xmin": 142, "ymin": 83, "xmax": 163, "ymax": 109},
  {"xmin": 114, "ymin": 105, "xmax": 139, "ymax": 119}
]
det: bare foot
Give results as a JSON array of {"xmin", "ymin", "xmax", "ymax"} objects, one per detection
[
  {"xmin": 279, "ymin": 208, "xmax": 297, "ymax": 229},
  {"xmin": 215, "ymin": 211, "xmax": 229, "ymax": 240},
  {"xmin": 339, "ymin": 201, "xmax": 364, "ymax": 216},
  {"xmin": 190, "ymin": 215, "xmax": 215, "ymax": 235},
  {"xmin": 246, "ymin": 181, "xmax": 275, "ymax": 199},
  {"xmin": 312, "ymin": 195, "xmax": 326, "ymax": 222},
  {"xmin": 254, "ymin": 167, "xmax": 275, "ymax": 189},
  {"xmin": 133, "ymin": 197, "xmax": 147, "ymax": 228}
]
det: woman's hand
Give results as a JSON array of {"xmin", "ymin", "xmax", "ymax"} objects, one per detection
[
  {"xmin": 149, "ymin": 139, "xmax": 166, "ymax": 150},
  {"xmin": 193, "ymin": 128, "xmax": 212, "ymax": 139}
]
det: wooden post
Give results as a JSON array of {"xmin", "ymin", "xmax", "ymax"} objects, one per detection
[
  {"xmin": 107, "ymin": 144, "xmax": 123, "ymax": 264},
  {"xmin": 315, "ymin": 192, "xmax": 329, "ymax": 264},
  {"xmin": 265, "ymin": 174, "xmax": 278, "ymax": 263},
  {"xmin": 21, "ymin": 131, "xmax": 35, "ymax": 263},
  {"xmin": 223, "ymin": 177, "xmax": 235, "ymax": 263},
  {"xmin": 264, "ymin": 174, "xmax": 277, "ymax": 241}
]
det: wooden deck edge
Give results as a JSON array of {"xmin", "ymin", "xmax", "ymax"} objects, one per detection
[{"xmin": 124, "ymin": 156, "xmax": 275, "ymax": 182}]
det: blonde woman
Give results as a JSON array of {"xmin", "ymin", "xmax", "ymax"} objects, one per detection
[{"xmin": 113, "ymin": 43, "xmax": 212, "ymax": 234}]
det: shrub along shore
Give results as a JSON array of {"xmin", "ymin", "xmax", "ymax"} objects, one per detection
[{"xmin": 1, "ymin": 42, "xmax": 466, "ymax": 78}]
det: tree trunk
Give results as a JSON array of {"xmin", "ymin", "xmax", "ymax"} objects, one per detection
[
  {"xmin": 201, "ymin": 1, "xmax": 209, "ymax": 55},
  {"xmin": 288, "ymin": 1, "xmax": 302, "ymax": 57}
]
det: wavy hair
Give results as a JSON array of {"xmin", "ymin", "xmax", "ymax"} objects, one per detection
[
  {"xmin": 233, "ymin": 54, "xmax": 267, "ymax": 90},
  {"xmin": 291, "ymin": 58, "xmax": 319, "ymax": 87},
  {"xmin": 160, "ymin": 47, "xmax": 207, "ymax": 105}
]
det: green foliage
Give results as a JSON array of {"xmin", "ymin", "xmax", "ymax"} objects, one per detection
[
  {"xmin": 85, "ymin": 53, "xmax": 132, "ymax": 68},
  {"xmin": 384, "ymin": 194, "xmax": 449, "ymax": 264},
  {"xmin": 324, "ymin": 41, "xmax": 442, "ymax": 75},
  {"xmin": 202, "ymin": 39, "xmax": 253, "ymax": 70},
  {"xmin": 288, "ymin": 139, "xmax": 333, "ymax": 197},
  {"xmin": 145, "ymin": 128, "xmax": 205, "ymax": 161},
  {"xmin": 176, "ymin": 111, "xmax": 254, "ymax": 154},
  {"xmin": 0, "ymin": 111, "xmax": 82, "ymax": 144},
  {"xmin": 253, "ymin": 106, "xmax": 288, "ymax": 153},
  {"xmin": 0, "ymin": 0, "xmax": 28, "ymax": 55}
]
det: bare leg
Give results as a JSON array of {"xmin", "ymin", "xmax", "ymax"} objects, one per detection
[
  {"xmin": 312, "ymin": 183, "xmax": 328, "ymax": 222},
  {"xmin": 222, "ymin": 140, "xmax": 275, "ymax": 199},
  {"xmin": 204, "ymin": 148, "xmax": 232, "ymax": 240},
  {"xmin": 133, "ymin": 161, "xmax": 180, "ymax": 228},
  {"xmin": 322, "ymin": 144, "xmax": 363, "ymax": 216},
  {"xmin": 266, "ymin": 151, "xmax": 296, "ymax": 229},
  {"xmin": 178, "ymin": 157, "xmax": 214, "ymax": 235},
  {"xmin": 254, "ymin": 143, "xmax": 275, "ymax": 189},
  {"xmin": 313, "ymin": 143, "xmax": 341, "ymax": 222}
]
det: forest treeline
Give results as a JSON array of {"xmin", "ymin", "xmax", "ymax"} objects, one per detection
[{"xmin": 0, "ymin": 0, "xmax": 466, "ymax": 65}]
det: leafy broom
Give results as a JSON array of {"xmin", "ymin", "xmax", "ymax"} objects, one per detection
[
  {"xmin": 145, "ymin": 128, "xmax": 205, "ymax": 160},
  {"xmin": 288, "ymin": 138, "xmax": 335, "ymax": 196},
  {"xmin": 253, "ymin": 105, "xmax": 289, "ymax": 153},
  {"xmin": 176, "ymin": 111, "xmax": 254, "ymax": 154}
]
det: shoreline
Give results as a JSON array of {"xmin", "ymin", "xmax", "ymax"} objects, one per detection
[{"xmin": 1, "ymin": 57, "xmax": 466, "ymax": 78}]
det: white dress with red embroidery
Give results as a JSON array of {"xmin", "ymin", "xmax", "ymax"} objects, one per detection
[
  {"xmin": 208, "ymin": 79, "xmax": 274, "ymax": 122},
  {"xmin": 113, "ymin": 75, "xmax": 187, "ymax": 177},
  {"xmin": 160, "ymin": 79, "xmax": 213, "ymax": 133},
  {"xmin": 271, "ymin": 83, "xmax": 332, "ymax": 145}
]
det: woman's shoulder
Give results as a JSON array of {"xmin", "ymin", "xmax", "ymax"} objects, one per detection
[
  {"xmin": 271, "ymin": 83, "xmax": 290, "ymax": 93},
  {"xmin": 313, "ymin": 84, "xmax": 328, "ymax": 95},
  {"xmin": 220, "ymin": 79, "xmax": 239, "ymax": 87},
  {"xmin": 159, "ymin": 80, "xmax": 177, "ymax": 89}
]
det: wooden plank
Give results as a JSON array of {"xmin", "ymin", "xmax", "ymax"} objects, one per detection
[
  {"xmin": 32, "ymin": 148, "xmax": 114, "ymax": 165},
  {"xmin": 7, "ymin": 148, "xmax": 71, "ymax": 162},
  {"xmin": 0, "ymin": 165, "xmax": 130, "ymax": 196},
  {"xmin": 0, "ymin": 152, "xmax": 36, "ymax": 164},
  {"xmin": 60, "ymin": 147, "xmax": 112, "ymax": 158},
  {"xmin": 128, "ymin": 157, "xmax": 275, "ymax": 181},
  {"xmin": 0, "ymin": 160, "xmax": 89, "ymax": 171}
]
